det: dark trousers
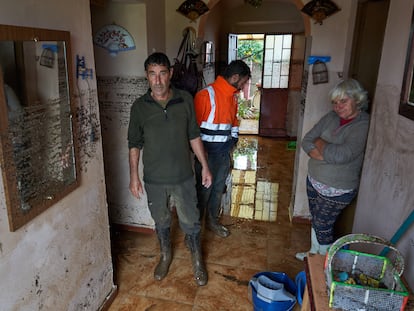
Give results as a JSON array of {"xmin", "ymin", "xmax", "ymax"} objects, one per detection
[
  {"xmin": 306, "ymin": 177, "xmax": 357, "ymax": 245},
  {"xmin": 195, "ymin": 151, "xmax": 231, "ymax": 222}
]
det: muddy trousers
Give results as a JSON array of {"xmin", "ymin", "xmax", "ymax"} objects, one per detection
[{"xmin": 145, "ymin": 178, "xmax": 201, "ymax": 234}]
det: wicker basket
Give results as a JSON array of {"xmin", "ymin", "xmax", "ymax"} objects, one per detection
[{"xmin": 324, "ymin": 234, "xmax": 409, "ymax": 311}]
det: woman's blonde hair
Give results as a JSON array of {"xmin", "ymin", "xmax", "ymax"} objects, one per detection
[{"xmin": 329, "ymin": 79, "xmax": 369, "ymax": 111}]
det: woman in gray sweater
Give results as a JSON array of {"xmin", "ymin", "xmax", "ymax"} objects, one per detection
[{"xmin": 296, "ymin": 79, "xmax": 370, "ymax": 261}]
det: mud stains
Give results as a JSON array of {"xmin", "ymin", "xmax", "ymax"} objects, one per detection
[
  {"xmin": 214, "ymin": 271, "xmax": 249, "ymax": 286},
  {"xmin": 74, "ymin": 88, "xmax": 101, "ymax": 171},
  {"xmin": 97, "ymin": 76, "xmax": 148, "ymax": 130},
  {"xmin": 73, "ymin": 265, "xmax": 113, "ymax": 310},
  {"xmin": 30, "ymin": 274, "xmax": 43, "ymax": 297}
]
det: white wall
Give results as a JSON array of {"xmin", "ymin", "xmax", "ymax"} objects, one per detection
[
  {"xmin": 165, "ymin": 0, "xmax": 202, "ymax": 61},
  {"xmin": 292, "ymin": 0, "xmax": 358, "ymax": 218},
  {"xmin": 0, "ymin": 0, "xmax": 114, "ymax": 310},
  {"xmin": 353, "ymin": 0, "xmax": 414, "ymax": 290},
  {"xmin": 92, "ymin": 2, "xmax": 148, "ymax": 77},
  {"xmin": 92, "ymin": 2, "xmax": 155, "ymax": 229}
]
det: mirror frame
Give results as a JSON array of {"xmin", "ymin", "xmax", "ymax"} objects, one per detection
[{"xmin": 0, "ymin": 24, "xmax": 80, "ymax": 231}]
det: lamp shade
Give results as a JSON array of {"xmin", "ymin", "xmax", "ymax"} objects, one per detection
[{"xmin": 94, "ymin": 23, "xmax": 136, "ymax": 57}]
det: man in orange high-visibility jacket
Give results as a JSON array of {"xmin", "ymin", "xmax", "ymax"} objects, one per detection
[{"xmin": 194, "ymin": 60, "xmax": 251, "ymax": 237}]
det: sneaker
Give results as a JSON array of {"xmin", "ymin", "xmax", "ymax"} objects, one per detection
[{"xmin": 295, "ymin": 252, "xmax": 307, "ymax": 261}]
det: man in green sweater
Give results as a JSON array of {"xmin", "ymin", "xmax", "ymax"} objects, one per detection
[{"xmin": 128, "ymin": 52, "xmax": 212, "ymax": 286}]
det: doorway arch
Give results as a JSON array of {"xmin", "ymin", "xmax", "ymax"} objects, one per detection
[
  {"xmin": 197, "ymin": 0, "xmax": 309, "ymax": 135},
  {"xmin": 198, "ymin": 0, "xmax": 311, "ymax": 38}
]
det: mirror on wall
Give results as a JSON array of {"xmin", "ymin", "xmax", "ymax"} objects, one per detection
[{"xmin": 0, "ymin": 24, "xmax": 79, "ymax": 231}]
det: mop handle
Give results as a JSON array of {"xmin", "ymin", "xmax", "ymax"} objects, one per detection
[{"xmin": 379, "ymin": 209, "xmax": 414, "ymax": 256}]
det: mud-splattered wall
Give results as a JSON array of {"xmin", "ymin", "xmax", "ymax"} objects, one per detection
[
  {"xmin": 293, "ymin": 0, "xmax": 414, "ymax": 292},
  {"xmin": 97, "ymin": 76, "xmax": 155, "ymax": 229},
  {"xmin": 353, "ymin": 0, "xmax": 414, "ymax": 291},
  {"xmin": 0, "ymin": 0, "xmax": 115, "ymax": 310},
  {"xmin": 75, "ymin": 86, "xmax": 101, "ymax": 169}
]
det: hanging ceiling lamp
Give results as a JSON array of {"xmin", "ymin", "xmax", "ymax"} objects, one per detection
[
  {"xmin": 177, "ymin": 0, "xmax": 209, "ymax": 22},
  {"xmin": 301, "ymin": 0, "xmax": 340, "ymax": 25},
  {"xmin": 245, "ymin": 0, "xmax": 263, "ymax": 8},
  {"xmin": 93, "ymin": 23, "xmax": 136, "ymax": 57}
]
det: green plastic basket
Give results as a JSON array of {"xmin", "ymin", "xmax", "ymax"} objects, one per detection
[{"xmin": 324, "ymin": 234, "xmax": 409, "ymax": 311}]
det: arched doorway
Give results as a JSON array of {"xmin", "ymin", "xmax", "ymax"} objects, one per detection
[{"xmin": 198, "ymin": 0, "xmax": 309, "ymax": 138}]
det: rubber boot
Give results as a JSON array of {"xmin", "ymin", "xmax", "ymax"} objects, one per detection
[
  {"xmin": 295, "ymin": 227, "xmax": 320, "ymax": 261},
  {"xmin": 207, "ymin": 219, "xmax": 230, "ymax": 237},
  {"xmin": 187, "ymin": 233, "xmax": 208, "ymax": 286},
  {"xmin": 154, "ymin": 227, "xmax": 172, "ymax": 281},
  {"xmin": 207, "ymin": 207, "xmax": 230, "ymax": 238}
]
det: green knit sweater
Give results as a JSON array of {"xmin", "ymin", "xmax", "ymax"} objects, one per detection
[{"xmin": 128, "ymin": 87, "xmax": 200, "ymax": 184}]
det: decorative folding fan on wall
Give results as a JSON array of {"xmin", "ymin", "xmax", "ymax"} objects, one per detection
[
  {"xmin": 301, "ymin": 0, "xmax": 340, "ymax": 25},
  {"xmin": 245, "ymin": 0, "xmax": 263, "ymax": 8},
  {"xmin": 93, "ymin": 23, "xmax": 136, "ymax": 57},
  {"xmin": 177, "ymin": 0, "xmax": 209, "ymax": 22}
]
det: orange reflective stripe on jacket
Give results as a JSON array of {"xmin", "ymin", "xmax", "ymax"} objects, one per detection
[{"xmin": 194, "ymin": 76, "xmax": 239, "ymax": 144}]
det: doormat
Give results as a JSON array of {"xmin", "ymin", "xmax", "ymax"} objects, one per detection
[{"xmin": 287, "ymin": 141, "xmax": 296, "ymax": 150}]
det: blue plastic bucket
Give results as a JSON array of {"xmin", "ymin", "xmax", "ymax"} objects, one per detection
[
  {"xmin": 249, "ymin": 272, "xmax": 297, "ymax": 311},
  {"xmin": 295, "ymin": 271, "xmax": 306, "ymax": 306}
]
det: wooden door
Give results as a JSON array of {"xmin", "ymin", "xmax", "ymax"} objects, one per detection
[
  {"xmin": 258, "ymin": 34, "xmax": 292, "ymax": 137},
  {"xmin": 259, "ymin": 88, "xmax": 288, "ymax": 137},
  {"xmin": 349, "ymin": 0, "xmax": 389, "ymax": 109}
]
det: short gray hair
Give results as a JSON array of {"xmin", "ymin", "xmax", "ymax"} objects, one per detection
[{"xmin": 329, "ymin": 79, "xmax": 369, "ymax": 111}]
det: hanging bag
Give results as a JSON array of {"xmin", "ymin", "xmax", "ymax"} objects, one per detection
[{"xmin": 171, "ymin": 28, "xmax": 199, "ymax": 96}]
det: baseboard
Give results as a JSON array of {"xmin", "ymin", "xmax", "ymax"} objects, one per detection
[
  {"xmin": 111, "ymin": 223, "xmax": 155, "ymax": 234},
  {"xmin": 98, "ymin": 285, "xmax": 118, "ymax": 311},
  {"xmin": 292, "ymin": 216, "xmax": 311, "ymax": 224}
]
